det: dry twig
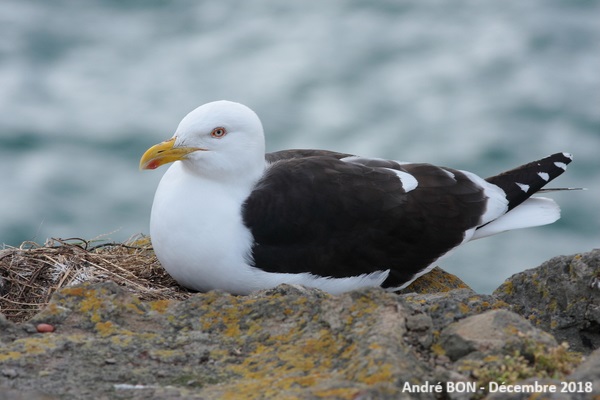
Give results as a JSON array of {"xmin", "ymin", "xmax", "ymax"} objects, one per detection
[{"xmin": 0, "ymin": 235, "xmax": 192, "ymax": 323}]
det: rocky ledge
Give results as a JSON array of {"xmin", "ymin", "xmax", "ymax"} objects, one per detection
[{"xmin": 1, "ymin": 250, "xmax": 599, "ymax": 399}]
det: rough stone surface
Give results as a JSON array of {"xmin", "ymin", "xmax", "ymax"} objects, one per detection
[
  {"xmin": 400, "ymin": 288, "xmax": 510, "ymax": 333},
  {"xmin": 397, "ymin": 266, "xmax": 470, "ymax": 294},
  {"xmin": 485, "ymin": 352, "xmax": 600, "ymax": 400},
  {"xmin": 495, "ymin": 249, "xmax": 600, "ymax": 354},
  {"xmin": 568, "ymin": 347, "xmax": 600, "ymax": 396},
  {"xmin": 439, "ymin": 309, "xmax": 557, "ymax": 361},
  {"xmin": 0, "ymin": 283, "xmax": 424, "ymax": 399},
  {"xmin": 1, "ymin": 252, "xmax": 598, "ymax": 399}
]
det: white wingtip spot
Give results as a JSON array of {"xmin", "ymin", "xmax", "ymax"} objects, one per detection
[
  {"xmin": 538, "ymin": 172, "xmax": 550, "ymax": 181},
  {"xmin": 516, "ymin": 182, "xmax": 530, "ymax": 193},
  {"xmin": 562, "ymin": 152, "xmax": 573, "ymax": 160},
  {"xmin": 554, "ymin": 162, "xmax": 567, "ymax": 171}
]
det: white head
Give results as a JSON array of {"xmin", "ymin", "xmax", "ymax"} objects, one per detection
[{"xmin": 140, "ymin": 100, "xmax": 266, "ymax": 182}]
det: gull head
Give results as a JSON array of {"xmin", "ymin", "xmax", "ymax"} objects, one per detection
[{"xmin": 140, "ymin": 100, "xmax": 266, "ymax": 181}]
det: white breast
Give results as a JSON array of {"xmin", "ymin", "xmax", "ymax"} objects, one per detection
[{"xmin": 150, "ymin": 162, "xmax": 257, "ymax": 293}]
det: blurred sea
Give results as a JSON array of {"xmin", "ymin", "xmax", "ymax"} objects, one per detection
[{"xmin": 1, "ymin": 0, "xmax": 599, "ymax": 293}]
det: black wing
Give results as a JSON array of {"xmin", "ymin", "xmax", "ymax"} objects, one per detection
[{"xmin": 242, "ymin": 152, "xmax": 488, "ymax": 288}]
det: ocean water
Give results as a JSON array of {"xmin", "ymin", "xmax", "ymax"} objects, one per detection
[{"xmin": 1, "ymin": 0, "xmax": 599, "ymax": 293}]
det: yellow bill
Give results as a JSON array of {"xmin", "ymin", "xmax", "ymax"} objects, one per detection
[{"xmin": 139, "ymin": 138, "xmax": 204, "ymax": 170}]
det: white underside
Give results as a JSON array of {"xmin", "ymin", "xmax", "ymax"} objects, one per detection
[
  {"xmin": 245, "ymin": 268, "xmax": 391, "ymax": 295},
  {"xmin": 471, "ymin": 197, "xmax": 560, "ymax": 240}
]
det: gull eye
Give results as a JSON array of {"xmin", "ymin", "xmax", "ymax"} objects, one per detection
[{"xmin": 210, "ymin": 127, "xmax": 227, "ymax": 138}]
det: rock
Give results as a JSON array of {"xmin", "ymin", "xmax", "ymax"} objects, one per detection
[
  {"xmin": 567, "ymin": 347, "xmax": 600, "ymax": 396},
  {"xmin": 401, "ymin": 288, "xmax": 511, "ymax": 332},
  {"xmin": 0, "ymin": 282, "xmax": 429, "ymax": 399},
  {"xmin": 439, "ymin": 309, "xmax": 557, "ymax": 361},
  {"xmin": 1, "ymin": 249, "xmax": 597, "ymax": 399},
  {"xmin": 494, "ymin": 249, "xmax": 600, "ymax": 354},
  {"xmin": 483, "ymin": 348, "xmax": 600, "ymax": 400},
  {"xmin": 1, "ymin": 368, "xmax": 18, "ymax": 378},
  {"xmin": 434, "ymin": 310, "xmax": 584, "ymax": 400},
  {"xmin": 0, "ymin": 313, "xmax": 19, "ymax": 338},
  {"xmin": 0, "ymin": 387, "xmax": 57, "ymax": 400},
  {"xmin": 399, "ymin": 266, "xmax": 471, "ymax": 294}
]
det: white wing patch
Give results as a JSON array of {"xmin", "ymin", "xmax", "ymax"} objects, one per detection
[
  {"xmin": 341, "ymin": 155, "xmax": 384, "ymax": 164},
  {"xmin": 538, "ymin": 172, "xmax": 550, "ymax": 181},
  {"xmin": 385, "ymin": 168, "xmax": 418, "ymax": 192},
  {"xmin": 340, "ymin": 156, "xmax": 419, "ymax": 192}
]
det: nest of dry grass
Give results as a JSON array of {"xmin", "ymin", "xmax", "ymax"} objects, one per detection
[{"xmin": 0, "ymin": 235, "xmax": 192, "ymax": 323}]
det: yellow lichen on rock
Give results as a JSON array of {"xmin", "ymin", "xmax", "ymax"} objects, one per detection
[
  {"xmin": 196, "ymin": 288, "xmax": 411, "ymax": 399},
  {"xmin": 1, "ymin": 247, "xmax": 597, "ymax": 399},
  {"xmin": 0, "ymin": 334, "xmax": 61, "ymax": 362},
  {"xmin": 149, "ymin": 299, "xmax": 172, "ymax": 314}
]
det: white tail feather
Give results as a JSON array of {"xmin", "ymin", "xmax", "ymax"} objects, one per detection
[{"xmin": 471, "ymin": 197, "xmax": 560, "ymax": 240}]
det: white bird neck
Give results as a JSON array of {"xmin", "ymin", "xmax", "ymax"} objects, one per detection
[{"xmin": 179, "ymin": 157, "xmax": 267, "ymax": 197}]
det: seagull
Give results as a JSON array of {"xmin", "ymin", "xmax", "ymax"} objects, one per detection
[{"xmin": 140, "ymin": 100, "xmax": 573, "ymax": 295}]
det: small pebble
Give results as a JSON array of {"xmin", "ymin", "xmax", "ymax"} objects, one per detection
[
  {"xmin": 1, "ymin": 368, "xmax": 18, "ymax": 378},
  {"xmin": 36, "ymin": 323, "xmax": 55, "ymax": 333}
]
